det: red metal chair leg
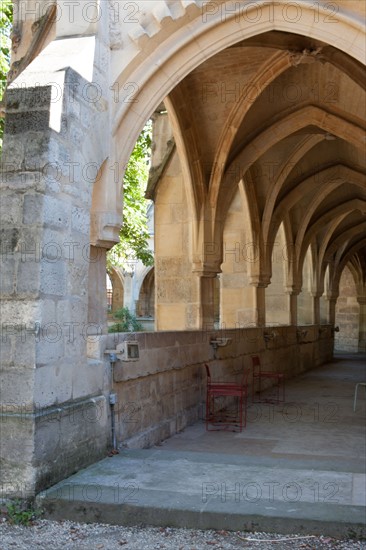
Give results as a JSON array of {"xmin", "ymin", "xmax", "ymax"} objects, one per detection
[{"xmin": 204, "ymin": 363, "xmax": 249, "ymax": 432}]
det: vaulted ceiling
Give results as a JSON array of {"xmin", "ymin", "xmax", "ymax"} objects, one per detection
[{"xmin": 165, "ymin": 30, "xmax": 366, "ymax": 295}]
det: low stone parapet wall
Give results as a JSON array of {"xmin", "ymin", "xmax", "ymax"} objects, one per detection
[{"xmin": 90, "ymin": 325, "xmax": 334, "ymax": 449}]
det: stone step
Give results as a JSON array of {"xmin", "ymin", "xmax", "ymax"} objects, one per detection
[{"xmin": 37, "ymin": 449, "xmax": 366, "ymax": 538}]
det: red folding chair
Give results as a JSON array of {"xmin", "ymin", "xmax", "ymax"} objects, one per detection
[
  {"xmin": 204, "ymin": 363, "xmax": 249, "ymax": 432},
  {"xmin": 251, "ymin": 355, "xmax": 285, "ymax": 404}
]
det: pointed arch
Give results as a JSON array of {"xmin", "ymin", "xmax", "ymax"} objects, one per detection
[
  {"xmin": 110, "ymin": 1, "xmax": 366, "ymax": 204},
  {"xmin": 295, "ymin": 168, "xmax": 366, "ymax": 257},
  {"xmin": 212, "ymin": 105, "xmax": 365, "ymax": 226}
]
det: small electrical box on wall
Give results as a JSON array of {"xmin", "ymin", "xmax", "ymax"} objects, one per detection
[{"xmin": 116, "ymin": 341, "xmax": 140, "ymax": 361}]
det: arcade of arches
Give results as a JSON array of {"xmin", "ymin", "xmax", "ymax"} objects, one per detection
[{"xmin": 0, "ymin": 1, "xmax": 365, "ymax": 495}]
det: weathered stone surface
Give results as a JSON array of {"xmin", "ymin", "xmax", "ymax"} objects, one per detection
[
  {"xmin": 0, "ymin": 227, "xmax": 20, "ymax": 253},
  {"xmin": 71, "ymin": 206, "xmax": 90, "ymax": 235},
  {"xmin": 39, "ymin": 261, "xmax": 67, "ymax": 296},
  {"xmin": 43, "ymin": 196, "xmax": 70, "ymax": 230},
  {"xmin": 5, "ymin": 111, "xmax": 51, "ymax": 134},
  {"xmin": 0, "ymin": 256, "xmax": 16, "ymax": 295},
  {"xmin": 0, "ymin": 416, "xmax": 35, "ymax": 492},
  {"xmin": 23, "ymin": 194, "xmax": 44, "ymax": 224},
  {"xmin": 0, "ymin": 0, "xmax": 365, "ymax": 499},
  {"xmin": 0, "ymin": 366, "xmax": 35, "ymax": 405},
  {"xmin": 335, "ymin": 266, "xmax": 360, "ymax": 352},
  {"xmin": 0, "ymin": 299, "xmax": 41, "ymax": 325},
  {"xmin": 16, "ymin": 260, "xmax": 41, "ymax": 295},
  {"xmin": 6, "ymin": 86, "xmax": 53, "ymax": 112},
  {"xmin": 0, "ymin": 194, "xmax": 23, "ymax": 225}
]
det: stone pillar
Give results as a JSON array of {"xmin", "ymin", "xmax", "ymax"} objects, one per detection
[
  {"xmin": 123, "ymin": 271, "xmax": 135, "ymax": 314},
  {"xmin": 155, "ymin": 255, "xmax": 201, "ymax": 331},
  {"xmin": 87, "ymin": 246, "xmax": 108, "ymax": 332},
  {"xmin": 286, "ymin": 287, "xmax": 300, "ymax": 325},
  {"xmin": 0, "ymin": 71, "xmax": 111, "ymax": 497},
  {"xmin": 312, "ymin": 292, "xmax": 322, "ymax": 324},
  {"xmin": 153, "ymin": 143, "xmax": 199, "ymax": 330},
  {"xmin": 326, "ymin": 294, "xmax": 338, "ymax": 325},
  {"xmin": 199, "ymin": 273, "xmax": 216, "ymax": 330},
  {"xmin": 357, "ymin": 297, "xmax": 366, "ymax": 352},
  {"xmin": 252, "ymin": 284, "xmax": 266, "ymax": 327}
]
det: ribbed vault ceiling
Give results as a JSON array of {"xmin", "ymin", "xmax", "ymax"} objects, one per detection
[{"xmin": 166, "ymin": 30, "xmax": 366, "ymax": 295}]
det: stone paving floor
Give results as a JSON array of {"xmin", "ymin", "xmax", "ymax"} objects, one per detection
[{"xmin": 38, "ymin": 353, "xmax": 366, "ymax": 538}]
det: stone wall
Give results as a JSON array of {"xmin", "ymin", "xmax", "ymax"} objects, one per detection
[
  {"xmin": 0, "ymin": 67, "xmax": 111, "ymax": 497},
  {"xmin": 335, "ymin": 267, "xmax": 360, "ymax": 352},
  {"xmin": 89, "ymin": 326, "xmax": 334, "ymax": 450},
  {"xmin": 154, "ymin": 151, "xmax": 200, "ymax": 329}
]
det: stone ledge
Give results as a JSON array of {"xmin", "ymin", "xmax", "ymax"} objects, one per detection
[{"xmin": 0, "ymin": 394, "xmax": 106, "ymax": 419}]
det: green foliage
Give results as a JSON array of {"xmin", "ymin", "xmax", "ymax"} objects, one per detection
[
  {"xmin": 0, "ymin": 0, "xmax": 12, "ymax": 77},
  {"xmin": 107, "ymin": 122, "xmax": 154, "ymax": 270},
  {"xmin": 108, "ymin": 307, "xmax": 143, "ymax": 333},
  {"xmin": 6, "ymin": 499, "xmax": 43, "ymax": 526},
  {"xmin": 0, "ymin": 0, "xmax": 13, "ymax": 150}
]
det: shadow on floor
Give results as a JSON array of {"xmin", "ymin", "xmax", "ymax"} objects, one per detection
[{"xmin": 38, "ymin": 353, "xmax": 366, "ymax": 538}]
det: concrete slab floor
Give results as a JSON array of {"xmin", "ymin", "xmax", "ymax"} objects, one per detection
[{"xmin": 38, "ymin": 353, "xmax": 366, "ymax": 538}]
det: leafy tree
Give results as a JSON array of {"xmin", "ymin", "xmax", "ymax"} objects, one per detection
[
  {"xmin": 0, "ymin": 0, "xmax": 12, "ymax": 151},
  {"xmin": 108, "ymin": 307, "xmax": 143, "ymax": 333},
  {"xmin": 107, "ymin": 121, "xmax": 154, "ymax": 271}
]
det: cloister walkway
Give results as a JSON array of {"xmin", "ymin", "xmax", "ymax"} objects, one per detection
[{"xmin": 39, "ymin": 354, "xmax": 366, "ymax": 538}]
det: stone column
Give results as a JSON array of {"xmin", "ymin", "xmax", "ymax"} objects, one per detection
[
  {"xmin": 325, "ymin": 294, "xmax": 338, "ymax": 325},
  {"xmin": 87, "ymin": 246, "xmax": 107, "ymax": 332},
  {"xmin": 123, "ymin": 270, "xmax": 135, "ymax": 314},
  {"xmin": 155, "ymin": 255, "xmax": 201, "ymax": 331},
  {"xmin": 357, "ymin": 297, "xmax": 366, "ymax": 352},
  {"xmin": 199, "ymin": 273, "xmax": 217, "ymax": 330},
  {"xmin": 286, "ymin": 287, "xmax": 300, "ymax": 325},
  {"xmin": 311, "ymin": 292, "xmax": 322, "ymax": 324},
  {"xmin": 252, "ymin": 284, "xmax": 267, "ymax": 327}
]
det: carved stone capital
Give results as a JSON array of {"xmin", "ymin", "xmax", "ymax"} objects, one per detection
[
  {"xmin": 285, "ymin": 285, "xmax": 301, "ymax": 296},
  {"xmin": 250, "ymin": 276, "xmax": 270, "ymax": 288},
  {"xmin": 192, "ymin": 262, "xmax": 221, "ymax": 277},
  {"xmin": 90, "ymin": 212, "xmax": 121, "ymax": 249}
]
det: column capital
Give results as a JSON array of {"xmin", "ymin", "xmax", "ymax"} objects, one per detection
[
  {"xmin": 90, "ymin": 212, "xmax": 122, "ymax": 249},
  {"xmin": 357, "ymin": 296, "xmax": 366, "ymax": 305},
  {"xmin": 193, "ymin": 268, "xmax": 220, "ymax": 278},
  {"xmin": 250, "ymin": 276, "xmax": 270, "ymax": 288},
  {"xmin": 285, "ymin": 285, "xmax": 301, "ymax": 296},
  {"xmin": 192, "ymin": 261, "xmax": 221, "ymax": 277},
  {"xmin": 325, "ymin": 293, "xmax": 339, "ymax": 302}
]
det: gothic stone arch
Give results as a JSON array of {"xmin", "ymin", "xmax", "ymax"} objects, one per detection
[{"xmin": 0, "ymin": 0, "xmax": 365, "ymax": 495}]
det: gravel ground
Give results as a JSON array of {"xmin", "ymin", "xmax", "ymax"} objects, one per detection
[{"xmin": 0, "ymin": 519, "xmax": 365, "ymax": 550}]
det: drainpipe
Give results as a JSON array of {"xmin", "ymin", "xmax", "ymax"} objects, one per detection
[{"xmin": 108, "ymin": 353, "xmax": 118, "ymax": 454}]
